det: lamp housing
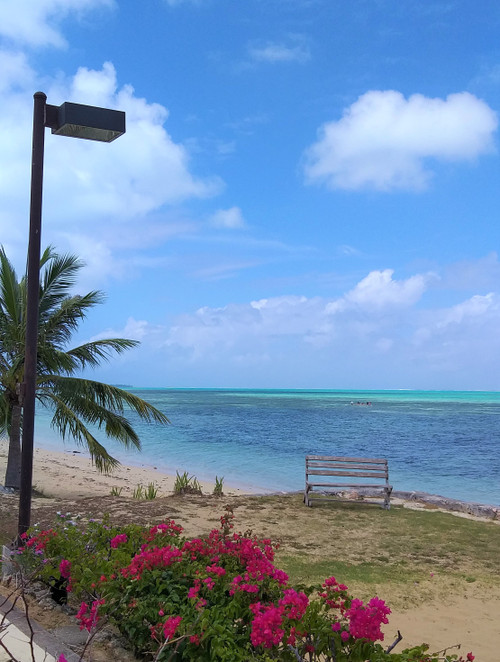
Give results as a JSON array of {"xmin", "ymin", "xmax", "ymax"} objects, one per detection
[{"xmin": 45, "ymin": 101, "xmax": 126, "ymax": 142}]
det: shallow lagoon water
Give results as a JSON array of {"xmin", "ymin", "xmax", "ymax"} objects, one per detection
[{"xmin": 34, "ymin": 389, "xmax": 500, "ymax": 506}]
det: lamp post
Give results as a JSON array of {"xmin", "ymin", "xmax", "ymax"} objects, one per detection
[{"xmin": 17, "ymin": 92, "xmax": 126, "ymax": 540}]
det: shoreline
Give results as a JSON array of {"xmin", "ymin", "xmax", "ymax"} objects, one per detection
[
  {"xmin": 1, "ymin": 440, "xmax": 499, "ymax": 659},
  {"xmin": 0, "ymin": 439, "xmax": 498, "ymax": 521}
]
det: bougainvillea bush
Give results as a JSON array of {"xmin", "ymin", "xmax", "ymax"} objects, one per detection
[{"xmin": 17, "ymin": 509, "xmax": 475, "ymax": 662}]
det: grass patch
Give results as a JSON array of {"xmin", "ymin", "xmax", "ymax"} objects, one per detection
[{"xmin": 279, "ymin": 556, "xmax": 422, "ymax": 586}]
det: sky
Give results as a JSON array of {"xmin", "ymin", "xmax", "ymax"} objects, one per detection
[{"xmin": 1, "ymin": 0, "xmax": 500, "ymax": 390}]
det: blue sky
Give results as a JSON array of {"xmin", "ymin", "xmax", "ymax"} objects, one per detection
[{"xmin": 1, "ymin": 0, "xmax": 500, "ymax": 389}]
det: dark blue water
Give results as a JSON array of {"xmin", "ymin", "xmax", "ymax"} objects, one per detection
[{"xmin": 34, "ymin": 389, "xmax": 500, "ymax": 505}]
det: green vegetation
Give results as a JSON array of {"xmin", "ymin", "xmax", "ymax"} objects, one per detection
[
  {"xmin": 173, "ymin": 470, "xmax": 202, "ymax": 495},
  {"xmin": 0, "ymin": 246, "xmax": 169, "ymax": 489},
  {"xmin": 213, "ymin": 475, "xmax": 224, "ymax": 497},
  {"xmin": 15, "ymin": 509, "xmax": 479, "ymax": 661},
  {"xmin": 133, "ymin": 482, "xmax": 159, "ymax": 500}
]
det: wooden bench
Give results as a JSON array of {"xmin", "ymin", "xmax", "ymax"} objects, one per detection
[{"xmin": 304, "ymin": 455, "xmax": 392, "ymax": 509}]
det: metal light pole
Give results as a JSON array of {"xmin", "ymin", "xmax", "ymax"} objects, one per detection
[{"xmin": 17, "ymin": 92, "xmax": 125, "ymax": 540}]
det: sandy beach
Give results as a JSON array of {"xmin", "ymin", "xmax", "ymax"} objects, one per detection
[{"xmin": 1, "ymin": 439, "xmax": 499, "ymax": 660}]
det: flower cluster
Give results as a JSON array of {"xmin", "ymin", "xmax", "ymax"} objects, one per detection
[
  {"xmin": 17, "ymin": 509, "xmax": 474, "ymax": 662},
  {"xmin": 345, "ymin": 596, "xmax": 391, "ymax": 642},
  {"xmin": 76, "ymin": 599, "xmax": 105, "ymax": 632},
  {"xmin": 248, "ymin": 589, "xmax": 309, "ymax": 649},
  {"xmin": 110, "ymin": 533, "xmax": 128, "ymax": 548}
]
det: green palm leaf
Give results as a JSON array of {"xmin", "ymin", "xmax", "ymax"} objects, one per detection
[{"xmin": 1, "ymin": 245, "xmax": 170, "ymax": 488}]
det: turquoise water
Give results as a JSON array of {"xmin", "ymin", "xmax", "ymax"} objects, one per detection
[{"xmin": 34, "ymin": 389, "xmax": 500, "ymax": 506}]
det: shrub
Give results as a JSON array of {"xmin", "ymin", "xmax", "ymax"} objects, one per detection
[{"xmin": 17, "ymin": 510, "xmax": 475, "ymax": 662}]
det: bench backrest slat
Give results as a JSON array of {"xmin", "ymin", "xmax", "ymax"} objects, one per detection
[
  {"xmin": 306, "ymin": 455, "xmax": 386, "ymax": 463},
  {"xmin": 307, "ymin": 462, "xmax": 386, "ymax": 471},
  {"xmin": 307, "ymin": 469, "xmax": 387, "ymax": 479}
]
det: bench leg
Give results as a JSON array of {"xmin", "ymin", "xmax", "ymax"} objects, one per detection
[{"xmin": 304, "ymin": 487, "xmax": 312, "ymax": 507}]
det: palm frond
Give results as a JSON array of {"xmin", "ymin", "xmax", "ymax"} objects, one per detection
[
  {"xmin": 0, "ymin": 396, "xmax": 10, "ymax": 436},
  {"xmin": 40, "ymin": 376, "xmax": 170, "ymax": 425},
  {"xmin": 0, "ymin": 247, "xmax": 21, "ymax": 324},
  {"xmin": 38, "ymin": 250, "xmax": 85, "ymax": 316},
  {"xmin": 39, "ymin": 292, "xmax": 106, "ymax": 346},
  {"xmin": 43, "ymin": 392, "xmax": 121, "ymax": 473},
  {"xmin": 66, "ymin": 339, "xmax": 140, "ymax": 369},
  {"xmin": 1, "ymin": 245, "xmax": 170, "ymax": 483}
]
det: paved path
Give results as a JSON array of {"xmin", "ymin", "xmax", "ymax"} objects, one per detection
[{"xmin": 0, "ymin": 599, "xmax": 80, "ymax": 662}]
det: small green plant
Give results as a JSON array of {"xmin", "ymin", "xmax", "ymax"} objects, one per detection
[
  {"xmin": 144, "ymin": 482, "xmax": 158, "ymax": 500},
  {"xmin": 173, "ymin": 470, "xmax": 203, "ymax": 495},
  {"xmin": 213, "ymin": 475, "xmax": 224, "ymax": 497},
  {"xmin": 110, "ymin": 486, "xmax": 123, "ymax": 497},
  {"xmin": 132, "ymin": 484, "xmax": 144, "ymax": 499}
]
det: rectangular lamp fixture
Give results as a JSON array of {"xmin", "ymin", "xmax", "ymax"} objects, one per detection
[{"xmin": 46, "ymin": 102, "xmax": 126, "ymax": 142}]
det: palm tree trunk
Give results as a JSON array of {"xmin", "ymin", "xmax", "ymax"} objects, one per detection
[{"xmin": 4, "ymin": 404, "xmax": 22, "ymax": 490}]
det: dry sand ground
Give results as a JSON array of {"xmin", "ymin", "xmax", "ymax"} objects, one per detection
[{"xmin": 1, "ymin": 440, "xmax": 499, "ymax": 660}]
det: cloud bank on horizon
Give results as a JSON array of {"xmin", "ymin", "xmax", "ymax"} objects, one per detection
[{"xmin": 1, "ymin": 0, "xmax": 500, "ymax": 389}]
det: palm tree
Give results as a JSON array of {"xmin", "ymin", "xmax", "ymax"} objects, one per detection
[{"xmin": 0, "ymin": 246, "xmax": 169, "ymax": 490}]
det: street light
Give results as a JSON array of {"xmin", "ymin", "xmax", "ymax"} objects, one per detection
[{"xmin": 18, "ymin": 92, "xmax": 126, "ymax": 540}]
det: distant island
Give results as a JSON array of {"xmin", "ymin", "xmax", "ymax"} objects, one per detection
[{"xmin": 112, "ymin": 384, "xmax": 133, "ymax": 388}]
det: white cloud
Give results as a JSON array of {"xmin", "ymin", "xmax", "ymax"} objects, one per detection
[
  {"xmin": 209, "ymin": 206, "xmax": 246, "ymax": 229},
  {"xmin": 88, "ymin": 259, "xmax": 500, "ymax": 388},
  {"xmin": 303, "ymin": 90, "xmax": 498, "ymax": 191},
  {"xmin": 248, "ymin": 40, "xmax": 310, "ymax": 64},
  {"xmin": 91, "ymin": 317, "xmax": 155, "ymax": 343},
  {"xmin": 164, "ymin": 271, "xmax": 434, "ymax": 362},
  {"xmin": 326, "ymin": 269, "xmax": 431, "ymax": 313},
  {"xmin": 0, "ymin": 0, "xmax": 114, "ymax": 48},
  {"xmin": 437, "ymin": 293, "xmax": 497, "ymax": 328},
  {"xmin": 0, "ymin": 60, "xmax": 223, "ymax": 246}
]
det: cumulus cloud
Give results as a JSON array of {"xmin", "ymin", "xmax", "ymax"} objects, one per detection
[
  {"xmin": 90, "ymin": 317, "xmax": 157, "ymax": 343},
  {"xmin": 437, "ymin": 293, "xmax": 498, "ymax": 328},
  {"xmin": 0, "ymin": 0, "xmax": 114, "ymax": 48},
  {"xmin": 0, "ymin": 60, "xmax": 222, "ymax": 246},
  {"xmin": 209, "ymin": 206, "xmax": 246, "ymax": 229},
  {"xmin": 82, "ymin": 258, "xmax": 500, "ymax": 387},
  {"xmin": 303, "ymin": 90, "xmax": 498, "ymax": 191},
  {"xmin": 165, "ymin": 270, "xmax": 433, "ymax": 360},
  {"xmin": 326, "ymin": 269, "xmax": 431, "ymax": 313},
  {"xmin": 248, "ymin": 39, "xmax": 310, "ymax": 64}
]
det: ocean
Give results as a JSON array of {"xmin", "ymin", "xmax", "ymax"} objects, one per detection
[{"xmin": 34, "ymin": 389, "xmax": 500, "ymax": 506}]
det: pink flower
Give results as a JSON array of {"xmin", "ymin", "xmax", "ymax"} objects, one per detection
[
  {"xmin": 341, "ymin": 630, "xmax": 350, "ymax": 642},
  {"xmin": 59, "ymin": 559, "xmax": 71, "ymax": 579},
  {"xmin": 278, "ymin": 589, "xmax": 308, "ymax": 620},
  {"xmin": 163, "ymin": 615, "xmax": 182, "ymax": 640},
  {"xmin": 345, "ymin": 596, "xmax": 391, "ymax": 642},
  {"xmin": 58, "ymin": 655, "xmax": 68, "ymax": 662},
  {"xmin": 76, "ymin": 599, "xmax": 105, "ymax": 632},
  {"xmin": 466, "ymin": 654, "xmax": 475, "ymax": 661},
  {"xmin": 110, "ymin": 533, "xmax": 128, "ymax": 548},
  {"xmin": 250, "ymin": 604, "xmax": 285, "ymax": 648}
]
